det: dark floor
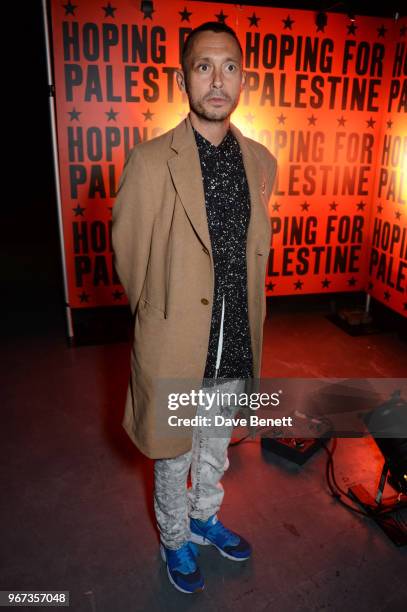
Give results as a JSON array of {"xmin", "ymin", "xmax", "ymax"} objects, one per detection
[{"xmin": 1, "ymin": 289, "xmax": 407, "ymax": 611}]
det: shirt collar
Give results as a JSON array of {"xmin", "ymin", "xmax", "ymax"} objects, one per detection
[{"xmin": 192, "ymin": 126, "xmax": 237, "ymax": 158}]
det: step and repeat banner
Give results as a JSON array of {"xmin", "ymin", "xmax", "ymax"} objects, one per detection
[
  {"xmin": 49, "ymin": 0, "xmax": 406, "ymax": 316},
  {"xmin": 368, "ymin": 38, "xmax": 406, "ymax": 315}
]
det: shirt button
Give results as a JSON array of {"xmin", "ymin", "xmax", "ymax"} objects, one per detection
[{"xmin": 201, "ymin": 298, "xmax": 209, "ymax": 305}]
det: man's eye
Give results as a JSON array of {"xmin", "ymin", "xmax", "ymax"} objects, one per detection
[
  {"xmin": 226, "ymin": 64, "xmax": 236, "ymax": 71},
  {"xmin": 198, "ymin": 64, "xmax": 209, "ymax": 71}
]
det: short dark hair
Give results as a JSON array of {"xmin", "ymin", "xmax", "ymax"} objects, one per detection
[{"xmin": 181, "ymin": 21, "xmax": 243, "ymax": 74}]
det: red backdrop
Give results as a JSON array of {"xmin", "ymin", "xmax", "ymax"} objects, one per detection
[{"xmin": 49, "ymin": 0, "xmax": 406, "ymax": 316}]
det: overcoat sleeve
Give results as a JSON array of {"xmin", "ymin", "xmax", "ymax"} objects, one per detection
[
  {"xmin": 111, "ymin": 147, "xmax": 156, "ymax": 316},
  {"xmin": 266, "ymin": 153, "xmax": 277, "ymax": 202}
]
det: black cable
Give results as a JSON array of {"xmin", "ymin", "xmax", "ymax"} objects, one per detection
[
  {"xmin": 322, "ymin": 439, "xmax": 407, "ymax": 533},
  {"xmin": 321, "ymin": 438, "xmax": 371, "ymax": 517},
  {"xmin": 229, "ymin": 426, "xmax": 366, "ymax": 516},
  {"xmin": 230, "ymin": 428, "xmax": 406, "ymax": 531}
]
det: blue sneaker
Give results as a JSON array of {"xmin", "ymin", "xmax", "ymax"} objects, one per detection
[
  {"xmin": 160, "ymin": 540, "xmax": 204, "ymax": 594},
  {"xmin": 190, "ymin": 514, "xmax": 252, "ymax": 561}
]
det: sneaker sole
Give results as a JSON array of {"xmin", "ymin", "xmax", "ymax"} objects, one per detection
[
  {"xmin": 160, "ymin": 544, "xmax": 205, "ymax": 594},
  {"xmin": 189, "ymin": 532, "xmax": 251, "ymax": 561}
]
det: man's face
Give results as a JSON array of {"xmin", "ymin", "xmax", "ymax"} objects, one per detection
[{"xmin": 177, "ymin": 31, "xmax": 245, "ymax": 122}]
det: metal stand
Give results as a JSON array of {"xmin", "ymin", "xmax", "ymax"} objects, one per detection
[
  {"xmin": 348, "ymin": 462, "xmax": 407, "ymax": 547},
  {"xmin": 41, "ymin": 0, "xmax": 74, "ymax": 343},
  {"xmin": 365, "ymin": 293, "xmax": 371, "ymax": 315}
]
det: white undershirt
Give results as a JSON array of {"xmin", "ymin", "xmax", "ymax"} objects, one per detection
[{"xmin": 214, "ymin": 294, "xmax": 225, "ymax": 379}]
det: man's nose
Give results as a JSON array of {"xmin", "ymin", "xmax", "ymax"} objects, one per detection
[{"xmin": 211, "ymin": 67, "xmax": 223, "ymax": 88}]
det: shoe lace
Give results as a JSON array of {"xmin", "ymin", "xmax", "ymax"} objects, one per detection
[
  {"xmin": 206, "ymin": 520, "xmax": 239, "ymax": 547},
  {"xmin": 173, "ymin": 541, "xmax": 198, "ymax": 573}
]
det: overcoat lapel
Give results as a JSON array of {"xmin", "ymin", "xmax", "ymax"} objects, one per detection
[{"xmin": 167, "ymin": 118, "xmax": 211, "ymax": 253}]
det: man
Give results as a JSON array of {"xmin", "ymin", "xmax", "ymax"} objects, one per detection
[{"xmin": 112, "ymin": 22, "xmax": 277, "ymax": 594}]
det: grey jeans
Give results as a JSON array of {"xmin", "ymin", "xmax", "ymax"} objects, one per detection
[{"xmin": 154, "ymin": 377, "xmax": 246, "ymax": 550}]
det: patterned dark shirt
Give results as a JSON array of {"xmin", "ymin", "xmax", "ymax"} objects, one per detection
[{"xmin": 193, "ymin": 126, "xmax": 253, "ymax": 385}]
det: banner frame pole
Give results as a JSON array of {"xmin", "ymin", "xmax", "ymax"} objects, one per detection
[{"xmin": 41, "ymin": 0, "xmax": 74, "ymax": 343}]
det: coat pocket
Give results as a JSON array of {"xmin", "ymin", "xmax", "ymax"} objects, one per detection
[{"xmin": 138, "ymin": 298, "xmax": 167, "ymax": 320}]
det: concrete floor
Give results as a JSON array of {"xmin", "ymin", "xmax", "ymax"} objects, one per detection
[{"xmin": 1, "ymin": 297, "xmax": 407, "ymax": 612}]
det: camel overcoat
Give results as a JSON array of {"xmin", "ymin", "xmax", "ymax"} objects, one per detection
[{"xmin": 111, "ymin": 114, "xmax": 277, "ymax": 459}]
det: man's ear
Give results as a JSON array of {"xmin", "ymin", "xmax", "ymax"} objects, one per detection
[{"xmin": 176, "ymin": 69, "xmax": 186, "ymax": 92}]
